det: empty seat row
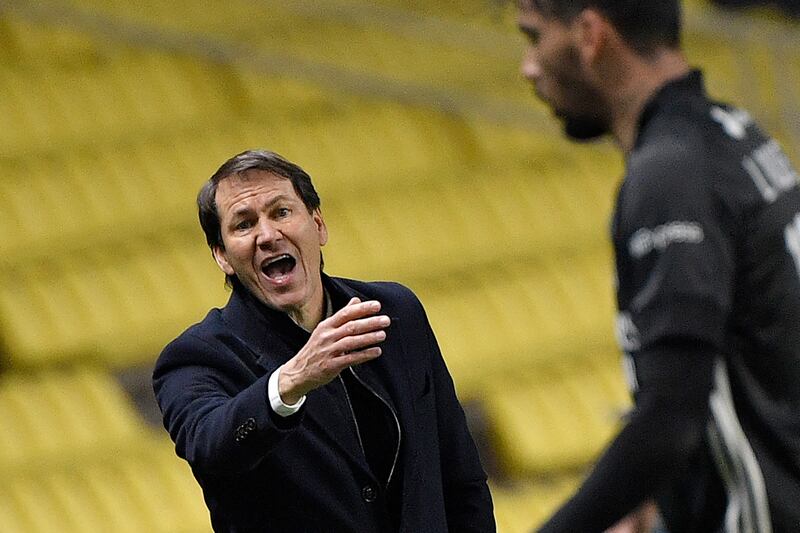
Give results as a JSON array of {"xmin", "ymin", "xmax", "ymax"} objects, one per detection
[
  {"xmin": 0, "ymin": 66, "xmax": 621, "ymax": 255},
  {"xmin": 417, "ymin": 250, "xmax": 618, "ymax": 395},
  {"xmin": 484, "ymin": 356, "xmax": 630, "ymax": 477},
  {"xmin": 0, "ymin": 229, "xmax": 616, "ymax": 375},
  {"xmin": 0, "ymin": 442, "xmax": 210, "ymax": 533},
  {"xmin": 0, "ymin": 235, "xmax": 227, "ymax": 368},
  {"xmin": 0, "ymin": 50, "xmax": 239, "ymax": 157},
  {"xmin": 0, "ymin": 366, "xmax": 209, "ymax": 532},
  {"xmin": 491, "ymin": 475, "xmax": 581, "ymax": 532},
  {"xmin": 0, "ymin": 367, "xmax": 151, "ymax": 467}
]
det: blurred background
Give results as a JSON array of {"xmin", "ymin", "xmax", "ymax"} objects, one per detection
[{"xmin": 0, "ymin": 0, "xmax": 797, "ymax": 531}]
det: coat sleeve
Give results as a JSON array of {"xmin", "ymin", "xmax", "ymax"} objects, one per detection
[
  {"xmin": 153, "ymin": 333, "xmax": 303, "ymax": 476},
  {"xmin": 409, "ymin": 290, "xmax": 496, "ymax": 532}
]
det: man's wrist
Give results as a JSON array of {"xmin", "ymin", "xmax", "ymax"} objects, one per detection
[{"xmin": 268, "ymin": 365, "xmax": 306, "ymax": 417}]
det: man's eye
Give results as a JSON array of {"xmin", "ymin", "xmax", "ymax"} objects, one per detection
[
  {"xmin": 523, "ymin": 28, "xmax": 540, "ymax": 45},
  {"xmin": 235, "ymin": 220, "xmax": 253, "ymax": 230},
  {"xmin": 276, "ymin": 207, "xmax": 291, "ymax": 218}
]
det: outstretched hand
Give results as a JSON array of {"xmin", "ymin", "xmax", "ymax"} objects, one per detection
[{"xmin": 278, "ymin": 297, "xmax": 390, "ymax": 404}]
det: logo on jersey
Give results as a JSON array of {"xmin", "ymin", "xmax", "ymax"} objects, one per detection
[
  {"xmin": 621, "ymin": 353, "xmax": 639, "ymax": 393},
  {"xmin": 628, "ymin": 221, "xmax": 705, "ymax": 259},
  {"xmin": 615, "ymin": 312, "xmax": 641, "ymax": 352},
  {"xmin": 742, "ymin": 140, "xmax": 799, "ymax": 203},
  {"xmin": 710, "ymin": 105, "xmax": 752, "ymax": 140},
  {"xmin": 786, "ymin": 214, "xmax": 800, "ymax": 280}
]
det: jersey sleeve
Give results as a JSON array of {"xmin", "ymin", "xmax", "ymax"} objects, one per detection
[{"xmin": 614, "ymin": 142, "xmax": 737, "ymax": 353}]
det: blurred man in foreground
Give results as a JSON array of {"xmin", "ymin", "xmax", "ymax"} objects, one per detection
[
  {"xmin": 517, "ymin": 1, "xmax": 800, "ymax": 531},
  {"xmin": 153, "ymin": 150, "xmax": 494, "ymax": 532}
]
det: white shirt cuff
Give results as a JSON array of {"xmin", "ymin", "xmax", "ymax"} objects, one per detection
[{"xmin": 268, "ymin": 365, "xmax": 306, "ymax": 417}]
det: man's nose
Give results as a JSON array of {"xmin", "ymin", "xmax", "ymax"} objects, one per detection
[
  {"xmin": 255, "ymin": 219, "xmax": 281, "ymax": 248},
  {"xmin": 521, "ymin": 49, "xmax": 541, "ymax": 81}
]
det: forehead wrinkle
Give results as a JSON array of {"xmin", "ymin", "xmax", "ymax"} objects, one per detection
[
  {"xmin": 217, "ymin": 184, "xmax": 259, "ymax": 217},
  {"xmin": 221, "ymin": 185, "xmax": 297, "ymax": 221}
]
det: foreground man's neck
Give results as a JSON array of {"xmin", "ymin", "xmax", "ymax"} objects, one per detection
[{"xmin": 609, "ymin": 50, "xmax": 690, "ymax": 154}]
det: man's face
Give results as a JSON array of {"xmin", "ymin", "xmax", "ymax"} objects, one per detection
[
  {"xmin": 212, "ymin": 170, "xmax": 328, "ymax": 320},
  {"xmin": 518, "ymin": 6, "xmax": 610, "ymax": 140}
]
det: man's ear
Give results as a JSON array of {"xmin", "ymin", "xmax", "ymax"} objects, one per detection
[
  {"xmin": 313, "ymin": 208, "xmax": 328, "ymax": 247},
  {"xmin": 574, "ymin": 8, "xmax": 611, "ymax": 65},
  {"xmin": 212, "ymin": 245, "xmax": 235, "ymax": 276}
]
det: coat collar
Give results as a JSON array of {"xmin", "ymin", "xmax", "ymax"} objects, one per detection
[
  {"xmin": 220, "ymin": 275, "xmax": 402, "ymax": 406},
  {"xmin": 219, "ymin": 275, "xmax": 378, "ymax": 366},
  {"xmin": 218, "ymin": 274, "xmax": 412, "ymax": 482},
  {"xmin": 634, "ymin": 69, "xmax": 705, "ymax": 151},
  {"xmin": 219, "ymin": 278, "xmax": 310, "ymax": 373}
]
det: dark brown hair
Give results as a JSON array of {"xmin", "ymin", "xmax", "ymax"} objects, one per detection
[
  {"xmin": 197, "ymin": 149, "xmax": 321, "ymax": 251},
  {"xmin": 519, "ymin": 0, "xmax": 682, "ymax": 56}
]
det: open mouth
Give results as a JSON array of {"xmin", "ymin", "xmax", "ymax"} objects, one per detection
[{"xmin": 261, "ymin": 254, "xmax": 297, "ymax": 281}]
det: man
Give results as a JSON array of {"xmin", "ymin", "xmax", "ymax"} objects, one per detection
[
  {"xmin": 516, "ymin": 1, "xmax": 800, "ymax": 531},
  {"xmin": 153, "ymin": 150, "xmax": 495, "ymax": 532}
]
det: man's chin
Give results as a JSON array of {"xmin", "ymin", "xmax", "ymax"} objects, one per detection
[{"xmin": 563, "ymin": 116, "xmax": 608, "ymax": 142}]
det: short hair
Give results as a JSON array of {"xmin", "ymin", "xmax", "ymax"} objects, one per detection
[
  {"xmin": 519, "ymin": 0, "xmax": 682, "ymax": 55},
  {"xmin": 197, "ymin": 149, "xmax": 321, "ymax": 251}
]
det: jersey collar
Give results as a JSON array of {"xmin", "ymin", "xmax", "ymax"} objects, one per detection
[{"xmin": 634, "ymin": 69, "xmax": 705, "ymax": 150}]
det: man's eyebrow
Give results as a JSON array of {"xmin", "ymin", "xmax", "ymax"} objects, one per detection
[
  {"xmin": 265, "ymin": 194, "xmax": 294, "ymax": 207},
  {"xmin": 230, "ymin": 194, "xmax": 294, "ymax": 217},
  {"xmin": 230, "ymin": 205, "xmax": 253, "ymax": 219}
]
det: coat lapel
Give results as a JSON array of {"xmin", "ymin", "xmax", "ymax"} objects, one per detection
[
  {"xmin": 326, "ymin": 277, "xmax": 419, "ymax": 481},
  {"xmin": 325, "ymin": 277, "xmax": 414, "ymax": 414}
]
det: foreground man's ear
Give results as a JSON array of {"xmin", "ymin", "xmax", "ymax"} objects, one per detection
[{"xmin": 212, "ymin": 245, "xmax": 235, "ymax": 276}]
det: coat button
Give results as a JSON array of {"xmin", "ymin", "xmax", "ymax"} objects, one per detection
[{"xmin": 361, "ymin": 485, "xmax": 377, "ymax": 503}]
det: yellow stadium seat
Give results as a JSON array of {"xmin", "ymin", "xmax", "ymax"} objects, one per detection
[
  {"xmin": 0, "ymin": 445, "xmax": 212, "ymax": 533},
  {"xmin": 0, "ymin": 367, "xmax": 212, "ymax": 532},
  {"xmin": 484, "ymin": 357, "xmax": 631, "ymax": 477},
  {"xmin": 0, "ymin": 368, "xmax": 148, "ymax": 468},
  {"xmin": 491, "ymin": 476, "xmax": 581, "ymax": 533},
  {"xmin": 414, "ymin": 250, "xmax": 618, "ymax": 396},
  {"xmin": 0, "ymin": 234, "xmax": 228, "ymax": 368}
]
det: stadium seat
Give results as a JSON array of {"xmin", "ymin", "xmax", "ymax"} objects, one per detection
[
  {"xmin": 0, "ymin": 236, "xmax": 228, "ymax": 368},
  {"xmin": 0, "ymin": 36, "xmax": 239, "ymax": 158},
  {"xmin": 0, "ymin": 443, "xmax": 211, "ymax": 533},
  {"xmin": 484, "ymin": 357, "xmax": 631, "ymax": 476},
  {"xmin": 0, "ymin": 0, "xmax": 797, "ymax": 528},
  {"xmin": 415, "ymin": 250, "xmax": 618, "ymax": 396},
  {"xmin": 491, "ymin": 475, "xmax": 581, "ymax": 532},
  {"xmin": 0, "ymin": 367, "xmax": 211, "ymax": 533},
  {"xmin": 484, "ymin": 354, "xmax": 630, "ymax": 479},
  {"xmin": 0, "ymin": 367, "xmax": 148, "ymax": 467}
]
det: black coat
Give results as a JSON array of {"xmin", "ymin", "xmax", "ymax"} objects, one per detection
[{"xmin": 153, "ymin": 275, "xmax": 495, "ymax": 532}]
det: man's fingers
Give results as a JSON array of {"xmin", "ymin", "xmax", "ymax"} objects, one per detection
[
  {"xmin": 334, "ymin": 347, "xmax": 382, "ymax": 369},
  {"xmin": 333, "ymin": 330, "xmax": 387, "ymax": 354},
  {"xmin": 328, "ymin": 315, "xmax": 390, "ymax": 342},
  {"xmin": 326, "ymin": 300, "xmax": 382, "ymax": 327}
]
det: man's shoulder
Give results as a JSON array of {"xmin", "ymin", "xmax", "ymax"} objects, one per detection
[
  {"xmin": 627, "ymin": 95, "xmax": 775, "ymax": 212},
  {"xmin": 632, "ymin": 117, "xmax": 708, "ymax": 174},
  {"xmin": 632, "ymin": 90, "xmax": 760, "ymax": 180},
  {"xmin": 155, "ymin": 308, "xmax": 227, "ymax": 368},
  {"xmin": 174, "ymin": 307, "xmax": 226, "ymax": 342},
  {"xmin": 335, "ymin": 277, "xmax": 418, "ymax": 302},
  {"xmin": 625, "ymin": 137, "xmax": 710, "ymax": 207}
]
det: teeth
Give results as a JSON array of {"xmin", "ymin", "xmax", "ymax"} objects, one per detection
[{"xmin": 265, "ymin": 254, "xmax": 290, "ymax": 267}]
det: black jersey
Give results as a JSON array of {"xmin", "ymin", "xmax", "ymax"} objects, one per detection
[{"xmin": 613, "ymin": 71, "xmax": 800, "ymax": 532}]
